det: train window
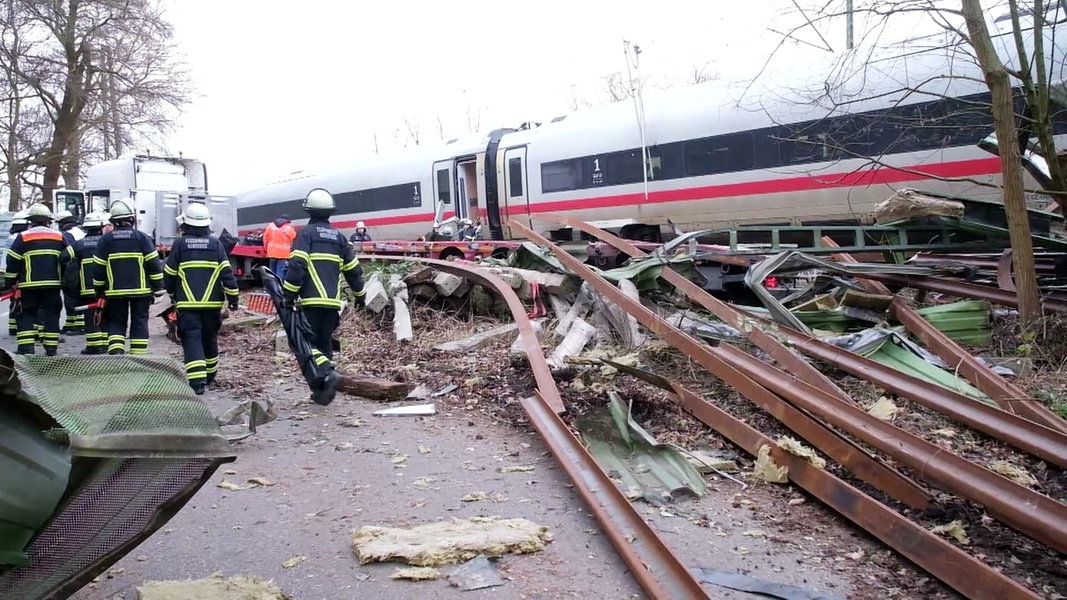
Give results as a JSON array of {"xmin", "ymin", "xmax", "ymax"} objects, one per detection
[
  {"xmin": 436, "ymin": 168, "xmax": 451, "ymax": 204},
  {"xmin": 684, "ymin": 133, "xmax": 754, "ymax": 176},
  {"xmin": 508, "ymin": 158, "xmax": 524, "ymax": 197},
  {"xmin": 604, "ymin": 149, "xmax": 645, "ymax": 186},
  {"xmin": 541, "ymin": 160, "xmax": 581, "ymax": 193}
]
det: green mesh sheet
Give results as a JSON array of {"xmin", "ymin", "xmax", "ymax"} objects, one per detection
[{"xmin": 2, "ymin": 353, "xmax": 234, "ymax": 458}]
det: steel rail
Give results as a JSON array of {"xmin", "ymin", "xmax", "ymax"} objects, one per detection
[
  {"xmin": 507, "ymin": 220, "xmax": 1067, "ymax": 556},
  {"xmin": 862, "ymin": 271, "xmax": 1067, "ymax": 314},
  {"xmin": 892, "ymin": 297, "xmax": 1067, "ymax": 434},
  {"xmin": 362, "ymin": 255, "xmax": 709, "ymax": 599},
  {"xmin": 822, "ymin": 238, "xmax": 1067, "ymax": 435},
  {"xmin": 527, "ymin": 215, "xmax": 933, "ymax": 509},
  {"xmin": 535, "ymin": 215, "xmax": 1067, "ymax": 467},
  {"xmin": 609, "ymin": 363, "xmax": 1040, "ymax": 600}
]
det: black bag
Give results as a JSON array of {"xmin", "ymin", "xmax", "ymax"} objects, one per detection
[{"xmin": 258, "ymin": 267, "xmax": 333, "ymax": 391}]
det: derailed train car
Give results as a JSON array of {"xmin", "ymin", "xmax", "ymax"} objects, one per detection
[{"xmin": 233, "ymin": 12, "xmax": 1067, "ymax": 247}]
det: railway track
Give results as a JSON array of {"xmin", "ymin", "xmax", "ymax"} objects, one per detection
[{"xmin": 359, "ymin": 217, "xmax": 1066, "ymax": 599}]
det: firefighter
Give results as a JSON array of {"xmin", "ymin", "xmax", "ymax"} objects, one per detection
[
  {"xmin": 4, "ymin": 204, "xmax": 68, "ymax": 355},
  {"xmin": 64, "ymin": 211, "xmax": 108, "ymax": 354},
  {"xmin": 92, "ymin": 200, "xmax": 165, "ymax": 355},
  {"xmin": 348, "ymin": 221, "xmax": 372, "ymax": 243},
  {"xmin": 282, "ymin": 188, "xmax": 366, "ymax": 405},
  {"xmin": 3, "ymin": 210, "xmax": 29, "ymax": 336},
  {"xmin": 459, "ymin": 218, "xmax": 480, "ymax": 241},
  {"xmin": 56, "ymin": 209, "xmax": 86, "ymax": 335},
  {"xmin": 163, "ymin": 203, "xmax": 240, "ymax": 394},
  {"xmin": 262, "ymin": 213, "xmax": 296, "ymax": 280}
]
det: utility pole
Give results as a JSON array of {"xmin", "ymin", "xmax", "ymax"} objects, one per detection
[
  {"xmin": 846, "ymin": 0, "xmax": 854, "ymax": 49},
  {"xmin": 623, "ymin": 40, "xmax": 650, "ymax": 201}
]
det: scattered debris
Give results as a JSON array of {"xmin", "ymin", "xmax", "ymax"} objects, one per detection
[
  {"xmin": 136, "ymin": 573, "xmax": 290, "ymax": 600},
  {"xmin": 776, "ymin": 437, "xmax": 826, "ymax": 469},
  {"xmin": 281, "ymin": 556, "xmax": 307, "ymax": 569},
  {"xmin": 753, "ymin": 445, "xmax": 789, "ymax": 484},
  {"xmin": 372, "ymin": 404, "xmax": 437, "ymax": 417},
  {"xmin": 499, "ymin": 465, "xmax": 535, "ymax": 473},
  {"xmin": 989, "ymin": 461, "xmax": 1039, "ymax": 488},
  {"xmin": 351, "ymin": 517, "xmax": 553, "ymax": 567},
  {"xmin": 390, "ymin": 567, "xmax": 441, "ymax": 581},
  {"xmin": 865, "ymin": 397, "xmax": 900, "ymax": 421},
  {"xmin": 575, "ymin": 392, "xmax": 707, "ymax": 500},
  {"xmin": 446, "ymin": 555, "xmax": 505, "ymax": 591},
  {"xmin": 930, "ymin": 521, "xmax": 970, "ymax": 545}
]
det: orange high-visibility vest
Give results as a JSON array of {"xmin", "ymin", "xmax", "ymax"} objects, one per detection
[{"xmin": 263, "ymin": 223, "xmax": 296, "ymax": 259}]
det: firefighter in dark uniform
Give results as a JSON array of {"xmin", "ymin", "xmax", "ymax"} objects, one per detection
[
  {"xmin": 4, "ymin": 210, "xmax": 29, "ymax": 337},
  {"xmin": 64, "ymin": 211, "xmax": 108, "ymax": 354},
  {"xmin": 282, "ymin": 188, "xmax": 366, "ymax": 406},
  {"xmin": 92, "ymin": 200, "xmax": 165, "ymax": 355},
  {"xmin": 4, "ymin": 203, "xmax": 69, "ymax": 355},
  {"xmin": 56, "ymin": 209, "xmax": 86, "ymax": 335},
  {"xmin": 163, "ymin": 203, "xmax": 240, "ymax": 394}
]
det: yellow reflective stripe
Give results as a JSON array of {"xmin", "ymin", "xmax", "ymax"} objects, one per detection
[
  {"xmin": 144, "ymin": 250, "xmax": 159, "ymax": 261},
  {"xmin": 341, "ymin": 257, "xmax": 360, "ymax": 271},
  {"xmin": 6, "ymin": 250, "xmax": 22, "ymax": 260},
  {"xmin": 224, "ymin": 287, "xmax": 239, "ymax": 297},
  {"xmin": 163, "ymin": 264, "xmax": 178, "ymax": 275},
  {"xmin": 282, "ymin": 280, "xmax": 301, "ymax": 293},
  {"xmin": 92, "ymin": 256, "xmax": 105, "ymax": 264},
  {"xmin": 175, "ymin": 301, "xmax": 225, "ymax": 309},
  {"xmin": 298, "ymin": 297, "xmax": 342, "ymax": 308},
  {"xmin": 308, "ymin": 252, "xmax": 342, "ymax": 263},
  {"xmin": 307, "ymin": 261, "xmax": 328, "ymax": 299}
]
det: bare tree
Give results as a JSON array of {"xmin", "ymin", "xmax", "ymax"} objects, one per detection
[
  {"xmin": 601, "ymin": 72, "xmax": 632, "ymax": 103},
  {"xmin": 754, "ymin": 0, "xmax": 1059, "ymax": 321},
  {"xmin": 435, "ymin": 114, "xmax": 446, "ymax": 140},
  {"xmin": 963, "ymin": 0, "xmax": 1040, "ymax": 320},
  {"xmin": 688, "ymin": 61, "xmax": 716, "ymax": 85},
  {"xmin": 403, "ymin": 117, "xmax": 421, "ymax": 147},
  {"xmin": 0, "ymin": 0, "xmax": 191, "ymax": 207}
]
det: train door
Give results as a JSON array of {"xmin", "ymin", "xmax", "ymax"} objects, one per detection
[
  {"xmin": 431, "ymin": 160, "xmax": 455, "ymax": 225},
  {"xmin": 501, "ymin": 146, "xmax": 530, "ymax": 232},
  {"xmin": 456, "ymin": 158, "xmax": 480, "ymax": 224}
]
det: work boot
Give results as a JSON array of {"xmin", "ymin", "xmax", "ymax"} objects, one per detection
[
  {"xmin": 191, "ymin": 382, "xmax": 206, "ymax": 396},
  {"xmin": 313, "ymin": 371, "xmax": 340, "ymax": 406},
  {"xmin": 45, "ymin": 349, "xmax": 57, "ymax": 357}
]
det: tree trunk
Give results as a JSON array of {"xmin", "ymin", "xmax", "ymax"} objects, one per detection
[
  {"xmin": 963, "ymin": 0, "xmax": 1042, "ymax": 322},
  {"xmin": 63, "ymin": 134, "xmax": 81, "ymax": 190}
]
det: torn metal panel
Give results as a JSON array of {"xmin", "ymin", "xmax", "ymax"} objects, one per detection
[
  {"xmin": 575, "ymin": 392, "xmax": 707, "ymax": 500},
  {"xmin": 914, "ymin": 300, "xmax": 991, "ymax": 346}
]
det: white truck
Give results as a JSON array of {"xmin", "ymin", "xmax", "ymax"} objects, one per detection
[{"xmin": 55, "ymin": 155, "xmax": 238, "ymax": 252}]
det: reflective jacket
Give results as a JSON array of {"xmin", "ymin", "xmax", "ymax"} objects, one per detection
[
  {"xmin": 4, "ymin": 226, "xmax": 68, "ymax": 289},
  {"xmin": 282, "ymin": 218, "xmax": 365, "ymax": 309},
  {"xmin": 263, "ymin": 221, "xmax": 296, "ymax": 259},
  {"xmin": 92, "ymin": 226, "xmax": 164, "ymax": 297},
  {"xmin": 163, "ymin": 232, "xmax": 239, "ymax": 309},
  {"xmin": 64, "ymin": 232, "xmax": 103, "ymax": 298}
]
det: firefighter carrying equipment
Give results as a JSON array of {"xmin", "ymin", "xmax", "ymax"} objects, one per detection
[
  {"xmin": 163, "ymin": 233, "xmax": 240, "ymax": 310},
  {"xmin": 281, "ymin": 219, "xmax": 366, "ymax": 310},
  {"xmin": 263, "ymin": 219, "xmax": 297, "ymax": 259}
]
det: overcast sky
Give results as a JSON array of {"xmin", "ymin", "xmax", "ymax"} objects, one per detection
[{"xmin": 158, "ymin": 1, "xmax": 949, "ymax": 196}]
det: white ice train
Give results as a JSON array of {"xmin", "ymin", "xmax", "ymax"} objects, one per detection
[{"xmin": 234, "ymin": 14, "xmax": 1067, "ymax": 244}]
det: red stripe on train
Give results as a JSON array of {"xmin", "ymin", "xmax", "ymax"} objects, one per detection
[{"xmin": 245, "ymin": 157, "xmax": 1003, "ymax": 233}]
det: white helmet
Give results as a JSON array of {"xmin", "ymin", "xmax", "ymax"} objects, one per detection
[
  {"xmin": 11, "ymin": 210, "xmax": 28, "ymax": 227},
  {"xmin": 356, "ymin": 221, "xmax": 366, "ymax": 229},
  {"xmin": 26, "ymin": 203, "xmax": 53, "ymax": 223},
  {"xmin": 109, "ymin": 201, "xmax": 135, "ymax": 221},
  {"xmin": 303, "ymin": 188, "xmax": 336, "ymax": 212},
  {"xmin": 177, "ymin": 202, "xmax": 212, "ymax": 227},
  {"xmin": 82, "ymin": 211, "xmax": 108, "ymax": 229},
  {"xmin": 55, "ymin": 209, "xmax": 76, "ymax": 223}
]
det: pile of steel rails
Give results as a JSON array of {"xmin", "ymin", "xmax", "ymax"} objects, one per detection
[{"xmin": 371, "ymin": 212, "xmax": 1067, "ymax": 600}]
